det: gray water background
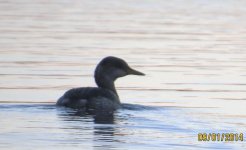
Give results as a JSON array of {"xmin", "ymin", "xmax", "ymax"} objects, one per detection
[{"xmin": 0, "ymin": 0, "xmax": 246, "ymax": 149}]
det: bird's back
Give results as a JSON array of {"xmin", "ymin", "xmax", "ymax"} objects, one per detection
[{"xmin": 56, "ymin": 87, "xmax": 120, "ymax": 112}]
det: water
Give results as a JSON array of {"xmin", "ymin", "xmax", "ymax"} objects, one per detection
[{"xmin": 0, "ymin": 0, "xmax": 246, "ymax": 149}]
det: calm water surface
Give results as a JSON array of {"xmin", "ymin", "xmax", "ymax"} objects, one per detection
[{"xmin": 0, "ymin": 0, "xmax": 246, "ymax": 149}]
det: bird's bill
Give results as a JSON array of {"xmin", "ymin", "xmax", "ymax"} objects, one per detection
[{"xmin": 128, "ymin": 67, "xmax": 145, "ymax": 76}]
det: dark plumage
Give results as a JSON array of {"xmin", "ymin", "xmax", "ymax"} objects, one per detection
[{"xmin": 56, "ymin": 56, "xmax": 145, "ymax": 113}]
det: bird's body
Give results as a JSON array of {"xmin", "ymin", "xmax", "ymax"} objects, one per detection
[
  {"xmin": 57, "ymin": 87, "xmax": 120, "ymax": 112},
  {"xmin": 56, "ymin": 56, "xmax": 144, "ymax": 113}
]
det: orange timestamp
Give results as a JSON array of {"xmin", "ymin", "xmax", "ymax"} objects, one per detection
[{"xmin": 198, "ymin": 133, "xmax": 243, "ymax": 142}]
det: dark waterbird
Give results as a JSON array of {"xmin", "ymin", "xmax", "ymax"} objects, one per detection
[{"xmin": 56, "ymin": 56, "xmax": 145, "ymax": 114}]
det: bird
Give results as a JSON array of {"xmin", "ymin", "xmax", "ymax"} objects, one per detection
[{"xmin": 56, "ymin": 56, "xmax": 145, "ymax": 114}]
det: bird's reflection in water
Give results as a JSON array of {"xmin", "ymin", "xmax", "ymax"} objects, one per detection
[
  {"xmin": 75, "ymin": 109, "xmax": 115, "ymax": 123},
  {"xmin": 56, "ymin": 107, "xmax": 119, "ymax": 149},
  {"xmin": 93, "ymin": 113, "xmax": 118, "ymax": 150}
]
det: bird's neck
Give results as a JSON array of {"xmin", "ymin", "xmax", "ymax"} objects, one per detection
[{"xmin": 95, "ymin": 73, "xmax": 118, "ymax": 96}]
